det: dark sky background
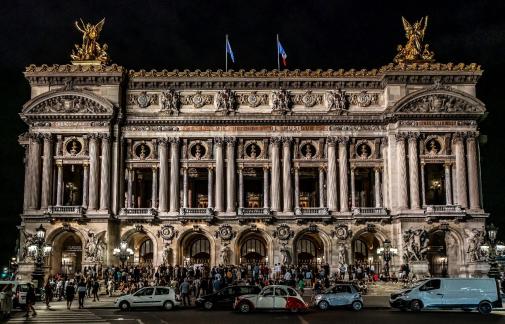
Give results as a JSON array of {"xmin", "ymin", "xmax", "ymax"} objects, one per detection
[{"xmin": 0, "ymin": 0, "xmax": 504, "ymax": 265}]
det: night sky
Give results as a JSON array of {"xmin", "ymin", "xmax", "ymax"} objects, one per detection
[{"xmin": 0, "ymin": 0, "xmax": 504, "ymax": 265}]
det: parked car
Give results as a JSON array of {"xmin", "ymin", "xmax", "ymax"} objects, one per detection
[
  {"xmin": 115, "ymin": 286, "xmax": 181, "ymax": 311},
  {"xmin": 196, "ymin": 285, "xmax": 261, "ymax": 310},
  {"xmin": 0, "ymin": 281, "xmax": 30, "ymax": 309},
  {"xmin": 313, "ymin": 283, "xmax": 363, "ymax": 311},
  {"xmin": 390, "ymin": 278, "xmax": 502, "ymax": 314},
  {"xmin": 233, "ymin": 285, "xmax": 308, "ymax": 313}
]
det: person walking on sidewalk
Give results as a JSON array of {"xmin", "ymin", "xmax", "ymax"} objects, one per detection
[
  {"xmin": 92, "ymin": 280, "xmax": 100, "ymax": 302},
  {"xmin": 77, "ymin": 279, "xmax": 87, "ymax": 309},
  {"xmin": 179, "ymin": 278, "xmax": 190, "ymax": 306},
  {"xmin": 24, "ymin": 283, "xmax": 37, "ymax": 318},
  {"xmin": 66, "ymin": 280, "xmax": 76, "ymax": 310}
]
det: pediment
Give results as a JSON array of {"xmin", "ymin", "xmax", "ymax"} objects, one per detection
[
  {"xmin": 22, "ymin": 89, "xmax": 115, "ymax": 119},
  {"xmin": 389, "ymin": 86, "xmax": 485, "ymax": 116}
]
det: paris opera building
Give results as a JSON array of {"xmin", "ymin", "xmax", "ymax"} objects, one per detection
[{"xmin": 16, "ymin": 19, "xmax": 489, "ymax": 280}]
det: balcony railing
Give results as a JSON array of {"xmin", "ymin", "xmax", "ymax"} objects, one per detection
[
  {"xmin": 294, "ymin": 207, "xmax": 330, "ymax": 217},
  {"xmin": 352, "ymin": 207, "xmax": 389, "ymax": 220},
  {"xmin": 425, "ymin": 205, "xmax": 464, "ymax": 213},
  {"xmin": 47, "ymin": 206, "xmax": 85, "ymax": 217},
  {"xmin": 179, "ymin": 207, "xmax": 214, "ymax": 222},
  {"xmin": 119, "ymin": 208, "xmax": 157, "ymax": 219},
  {"xmin": 238, "ymin": 207, "xmax": 271, "ymax": 216}
]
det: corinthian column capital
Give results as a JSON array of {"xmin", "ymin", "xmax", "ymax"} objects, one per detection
[
  {"xmin": 336, "ymin": 136, "xmax": 349, "ymax": 145},
  {"xmin": 407, "ymin": 132, "xmax": 420, "ymax": 142}
]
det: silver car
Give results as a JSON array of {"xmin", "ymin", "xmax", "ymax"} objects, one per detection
[{"xmin": 313, "ymin": 284, "xmax": 363, "ymax": 311}]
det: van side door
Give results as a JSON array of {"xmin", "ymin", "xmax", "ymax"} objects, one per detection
[{"xmin": 418, "ymin": 279, "xmax": 443, "ymax": 308}]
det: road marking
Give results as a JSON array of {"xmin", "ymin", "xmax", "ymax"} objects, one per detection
[{"xmin": 297, "ymin": 315, "xmax": 309, "ymax": 324}]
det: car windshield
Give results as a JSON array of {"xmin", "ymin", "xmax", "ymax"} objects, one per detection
[{"xmin": 411, "ymin": 279, "xmax": 429, "ymax": 289}]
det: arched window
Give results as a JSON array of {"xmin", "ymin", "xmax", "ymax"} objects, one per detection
[
  {"xmin": 354, "ymin": 239, "xmax": 368, "ymax": 260},
  {"xmin": 139, "ymin": 239, "xmax": 153, "ymax": 264},
  {"xmin": 297, "ymin": 239, "xmax": 316, "ymax": 256},
  {"xmin": 190, "ymin": 238, "xmax": 210, "ymax": 257},
  {"xmin": 241, "ymin": 238, "xmax": 266, "ymax": 257}
]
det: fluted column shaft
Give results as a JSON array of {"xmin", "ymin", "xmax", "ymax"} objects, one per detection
[
  {"xmin": 226, "ymin": 138, "xmax": 236, "ymax": 212},
  {"xmin": 40, "ymin": 135, "xmax": 53, "ymax": 209},
  {"xmin": 319, "ymin": 167, "xmax": 325, "ymax": 208},
  {"xmin": 444, "ymin": 164, "xmax": 452, "ymax": 205},
  {"xmin": 215, "ymin": 139, "xmax": 225, "ymax": 212},
  {"xmin": 408, "ymin": 135, "xmax": 420, "ymax": 209},
  {"xmin": 169, "ymin": 138, "xmax": 180, "ymax": 212},
  {"xmin": 338, "ymin": 139, "xmax": 349, "ymax": 212},
  {"xmin": 151, "ymin": 167, "xmax": 158, "ymax": 208},
  {"xmin": 327, "ymin": 139, "xmax": 338, "ymax": 211},
  {"xmin": 208, "ymin": 167, "xmax": 214, "ymax": 208},
  {"xmin": 158, "ymin": 140, "xmax": 169, "ymax": 212},
  {"xmin": 100, "ymin": 135, "xmax": 111, "ymax": 211},
  {"xmin": 82, "ymin": 163, "xmax": 89, "ymax": 208},
  {"xmin": 88, "ymin": 135, "xmax": 100, "ymax": 210},
  {"xmin": 294, "ymin": 167, "xmax": 300, "ymax": 208},
  {"xmin": 466, "ymin": 135, "xmax": 480, "ymax": 209},
  {"xmin": 183, "ymin": 167, "xmax": 188, "ymax": 208},
  {"xmin": 454, "ymin": 135, "xmax": 468, "ymax": 208},
  {"xmin": 263, "ymin": 167, "xmax": 269, "ymax": 208},
  {"xmin": 271, "ymin": 139, "xmax": 281, "ymax": 211},
  {"xmin": 374, "ymin": 168, "xmax": 381, "ymax": 207},
  {"xmin": 420, "ymin": 163, "xmax": 426, "ymax": 207},
  {"xmin": 56, "ymin": 162, "xmax": 63, "ymax": 206},
  {"xmin": 282, "ymin": 138, "xmax": 292, "ymax": 212},
  {"xmin": 350, "ymin": 167, "xmax": 356, "ymax": 208},
  {"xmin": 396, "ymin": 135, "xmax": 408, "ymax": 209},
  {"xmin": 238, "ymin": 168, "xmax": 244, "ymax": 208},
  {"xmin": 28, "ymin": 135, "xmax": 42, "ymax": 209}
]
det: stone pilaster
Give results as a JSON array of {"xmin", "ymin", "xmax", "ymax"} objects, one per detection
[
  {"xmin": 374, "ymin": 167, "xmax": 381, "ymax": 207},
  {"xmin": 238, "ymin": 167, "xmax": 244, "ymax": 208},
  {"xmin": 270, "ymin": 137, "xmax": 281, "ymax": 212},
  {"xmin": 214, "ymin": 138, "xmax": 225, "ymax": 212},
  {"xmin": 338, "ymin": 137, "xmax": 350, "ymax": 212},
  {"xmin": 226, "ymin": 137, "xmax": 236, "ymax": 212},
  {"xmin": 381, "ymin": 137, "xmax": 389, "ymax": 209},
  {"xmin": 99, "ymin": 134, "xmax": 111, "ymax": 211},
  {"xmin": 82, "ymin": 162, "xmax": 89, "ymax": 208},
  {"xmin": 319, "ymin": 166, "xmax": 325, "ymax": 208},
  {"xmin": 151, "ymin": 166, "xmax": 158, "ymax": 208},
  {"xmin": 28, "ymin": 134, "xmax": 42, "ymax": 209},
  {"xmin": 350, "ymin": 166, "xmax": 356, "ymax": 208},
  {"xmin": 326, "ymin": 137, "xmax": 338, "ymax": 211},
  {"xmin": 408, "ymin": 133, "xmax": 420, "ymax": 209},
  {"xmin": 282, "ymin": 137, "xmax": 293, "ymax": 212},
  {"xmin": 88, "ymin": 134, "xmax": 100, "ymax": 211},
  {"xmin": 127, "ymin": 167, "xmax": 134, "ymax": 208},
  {"xmin": 444, "ymin": 163, "xmax": 453, "ymax": 205},
  {"xmin": 453, "ymin": 133, "xmax": 468, "ymax": 208},
  {"xmin": 56, "ymin": 161, "xmax": 63, "ymax": 206},
  {"xmin": 158, "ymin": 138, "xmax": 169, "ymax": 212},
  {"xmin": 466, "ymin": 133, "xmax": 480, "ymax": 209},
  {"xmin": 169, "ymin": 137, "xmax": 180, "ymax": 212},
  {"xmin": 182, "ymin": 167, "xmax": 188, "ymax": 208},
  {"xmin": 294, "ymin": 166, "xmax": 300, "ymax": 209},
  {"xmin": 420, "ymin": 162, "xmax": 426, "ymax": 207},
  {"xmin": 40, "ymin": 134, "xmax": 53, "ymax": 210},
  {"xmin": 208, "ymin": 166, "xmax": 214, "ymax": 208},
  {"xmin": 396, "ymin": 133, "xmax": 408, "ymax": 209},
  {"xmin": 263, "ymin": 166, "xmax": 270, "ymax": 208}
]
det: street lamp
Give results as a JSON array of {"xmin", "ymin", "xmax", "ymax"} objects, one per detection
[
  {"xmin": 113, "ymin": 241, "xmax": 134, "ymax": 268},
  {"xmin": 27, "ymin": 224, "xmax": 52, "ymax": 287},
  {"xmin": 486, "ymin": 223, "xmax": 501, "ymax": 280},
  {"xmin": 377, "ymin": 239, "xmax": 398, "ymax": 281}
]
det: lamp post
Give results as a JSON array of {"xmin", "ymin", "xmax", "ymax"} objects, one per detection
[
  {"xmin": 377, "ymin": 239, "xmax": 398, "ymax": 281},
  {"xmin": 27, "ymin": 224, "xmax": 52, "ymax": 288},
  {"xmin": 113, "ymin": 241, "xmax": 134, "ymax": 268},
  {"xmin": 486, "ymin": 223, "xmax": 501, "ymax": 280}
]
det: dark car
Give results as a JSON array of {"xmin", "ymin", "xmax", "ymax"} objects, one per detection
[{"xmin": 196, "ymin": 285, "xmax": 261, "ymax": 310}]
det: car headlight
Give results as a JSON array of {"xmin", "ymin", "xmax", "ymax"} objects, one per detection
[{"xmin": 314, "ymin": 295, "xmax": 322, "ymax": 300}]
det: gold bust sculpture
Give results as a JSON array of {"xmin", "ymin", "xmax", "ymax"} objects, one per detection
[
  {"xmin": 70, "ymin": 18, "xmax": 109, "ymax": 64},
  {"xmin": 394, "ymin": 16, "xmax": 435, "ymax": 64}
]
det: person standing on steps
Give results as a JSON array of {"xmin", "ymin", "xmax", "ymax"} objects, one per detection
[
  {"xmin": 66, "ymin": 280, "xmax": 76, "ymax": 310},
  {"xmin": 92, "ymin": 280, "xmax": 100, "ymax": 302},
  {"xmin": 77, "ymin": 279, "xmax": 87, "ymax": 309}
]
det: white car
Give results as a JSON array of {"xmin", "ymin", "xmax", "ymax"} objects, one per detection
[
  {"xmin": 234, "ymin": 285, "xmax": 308, "ymax": 313},
  {"xmin": 115, "ymin": 286, "xmax": 181, "ymax": 311}
]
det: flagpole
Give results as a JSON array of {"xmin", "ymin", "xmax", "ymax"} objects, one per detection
[
  {"xmin": 276, "ymin": 34, "xmax": 280, "ymax": 88},
  {"xmin": 225, "ymin": 34, "xmax": 228, "ymax": 72}
]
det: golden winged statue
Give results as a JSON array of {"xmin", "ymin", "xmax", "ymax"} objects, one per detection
[
  {"xmin": 394, "ymin": 16, "xmax": 435, "ymax": 63},
  {"xmin": 70, "ymin": 18, "xmax": 109, "ymax": 64}
]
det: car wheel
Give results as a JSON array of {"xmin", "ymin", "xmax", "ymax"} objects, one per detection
[
  {"xmin": 410, "ymin": 300, "xmax": 423, "ymax": 312},
  {"xmin": 478, "ymin": 301, "xmax": 492, "ymax": 315},
  {"xmin": 239, "ymin": 302, "xmax": 251, "ymax": 313},
  {"xmin": 119, "ymin": 301, "xmax": 130, "ymax": 311},
  {"xmin": 318, "ymin": 300, "xmax": 329, "ymax": 311},
  {"xmin": 163, "ymin": 301, "xmax": 174, "ymax": 311},
  {"xmin": 351, "ymin": 301, "xmax": 363, "ymax": 311},
  {"xmin": 203, "ymin": 301, "xmax": 213, "ymax": 310}
]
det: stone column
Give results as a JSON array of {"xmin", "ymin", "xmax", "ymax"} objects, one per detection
[
  {"xmin": 350, "ymin": 167, "xmax": 356, "ymax": 208},
  {"xmin": 88, "ymin": 134, "xmax": 100, "ymax": 211},
  {"xmin": 263, "ymin": 166, "xmax": 269, "ymax": 208},
  {"xmin": 270, "ymin": 138, "xmax": 281, "ymax": 212},
  {"xmin": 22, "ymin": 142, "xmax": 30, "ymax": 211},
  {"xmin": 82, "ymin": 162, "xmax": 89, "ymax": 208},
  {"xmin": 420, "ymin": 162, "xmax": 426, "ymax": 207},
  {"xmin": 466, "ymin": 134, "xmax": 480, "ymax": 209},
  {"xmin": 408, "ymin": 134, "xmax": 420, "ymax": 209},
  {"xmin": 183, "ymin": 167, "xmax": 188, "ymax": 208},
  {"xmin": 451, "ymin": 164, "xmax": 458, "ymax": 205},
  {"xmin": 28, "ymin": 134, "xmax": 42, "ymax": 209},
  {"xmin": 215, "ymin": 138, "xmax": 225, "ymax": 212},
  {"xmin": 127, "ymin": 168, "xmax": 134, "ymax": 208},
  {"xmin": 207, "ymin": 167, "xmax": 213, "ymax": 208},
  {"xmin": 40, "ymin": 134, "xmax": 53, "ymax": 210},
  {"xmin": 294, "ymin": 166, "xmax": 300, "ymax": 209},
  {"xmin": 319, "ymin": 167, "xmax": 325, "ymax": 208},
  {"xmin": 158, "ymin": 139, "xmax": 169, "ymax": 212},
  {"xmin": 381, "ymin": 138, "xmax": 389, "ymax": 209},
  {"xmin": 338, "ymin": 137, "xmax": 350, "ymax": 212},
  {"xmin": 396, "ymin": 134, "xmax": 408, "ymax": 209},
  {"xmin": 444, "ymin": 163, "xmax": 453, "ymax": 205},
  {"xmin": 56, "ymin": 161, "xmax": 63, "ymax": 206},
  {"xmin": 100, "ymin": 134, "xmax": 111, "ymax": 211},
  {"xmin": 151, "ymin": 166, "xmax": 158, "ymax": 208},
  {"xmin": 453, "ymin": 133, "xmax": 468, "ymax": 208},
  {"xmin": 374, "ymin": 167, "xmax": 381, "ymax": 208},
  {"xmin": 169, "ymin": 138, "xmax": 180, "ymax": 212},
  {"xmin": 238, "ymin": 167, "xmax": 244, "ymax": 208},
  {"xmin": 282, "ymin": 137, "xmax": 293, "ymax": 212},
  {"xmin": 226, "ymin": 137, "xmax": 236, "ymax": 212},
  {"xmin": 326, "ymin": 137, "xmax": 338, "ymax": 211}
]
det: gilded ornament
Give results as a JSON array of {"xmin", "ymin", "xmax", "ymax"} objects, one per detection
[
  {"xmin": 70, "ymin": 18, "xmax": 109, "ymax": 64},
  {"xmin": 394, "ymin": 16, "xmax": 435, "ymax": 64}
]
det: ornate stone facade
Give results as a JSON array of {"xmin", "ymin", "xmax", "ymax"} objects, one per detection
[{"xmin": 16, "ymin": 59, "xmax": 488, "ymax": 280}]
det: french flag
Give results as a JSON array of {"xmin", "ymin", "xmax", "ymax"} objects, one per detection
[{"xmin": 277, "ymin": 39, "xmax": 287, "ymax": 67}]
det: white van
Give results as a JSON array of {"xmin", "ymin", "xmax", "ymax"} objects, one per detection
[
  {"xmin": 390, "ymin": 278, "xmax": 502, "ymax": 314},
  {"xmin": 0, "ymin": 281, "xmax": 29, "ymax": 309}
]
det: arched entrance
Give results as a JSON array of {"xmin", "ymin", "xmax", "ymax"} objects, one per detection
[
  {"xmin": 295, "ymin": 233, "xmax": 324, "ymax": 268},
  {"xmin": 352, "ymin": 232, "xmax": 382, "ymax": 273},
  {"xmin": 50, "ymin": 231, "xmax": 83, "ymax": 276},
  {"xmin": 183, "ymin": 234, "xmax": 211, "ymax": 266},
  {"xmin": 240, "ymin": 237, "xmax": 267, "ymax": 265},
  {"xmin": 427, "ymin": 229, "xmax": 448, "ymax": 277},
  {"xmin": 124, "ymin": 232, "xmax": 155, "ymax": 266}
]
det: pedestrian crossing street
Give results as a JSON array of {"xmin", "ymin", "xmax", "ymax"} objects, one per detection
[{"xmin": 9, "ymin": 308, "xmax": 109, "ymax": 323}]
